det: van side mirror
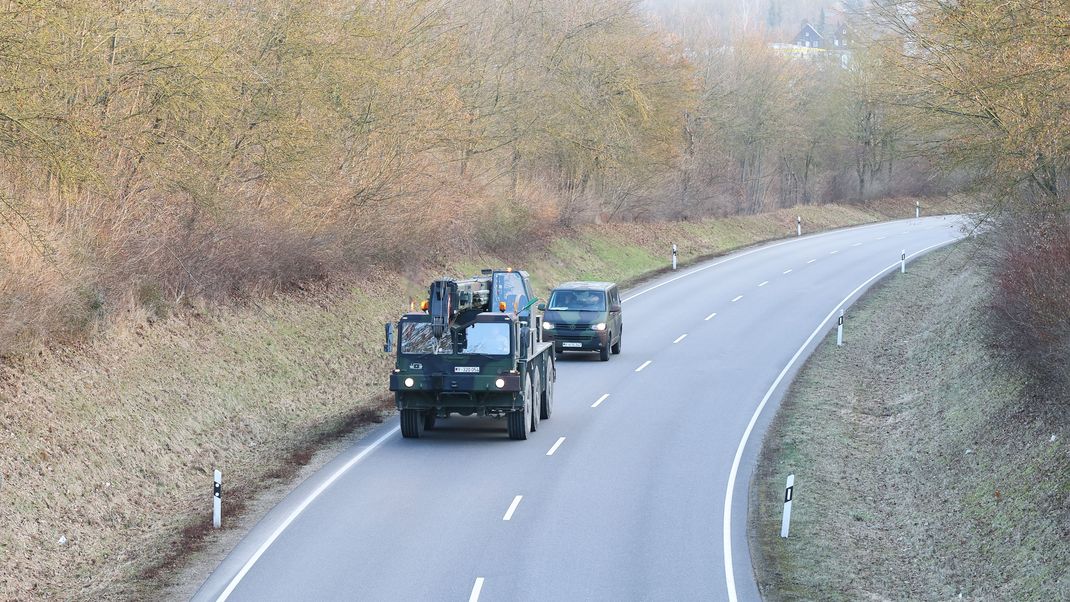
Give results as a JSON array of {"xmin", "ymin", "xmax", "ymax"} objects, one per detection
[
  {"xmin": 610, "ymin": 303, "xmax": 622, "ymax": 313},
  {"xmin": 537, "ymin": 303, "xmax": 546, "ymax": 312},
  {"xmin": 384, "ymin": 323, "xmax": 394, "ymax": 353}
]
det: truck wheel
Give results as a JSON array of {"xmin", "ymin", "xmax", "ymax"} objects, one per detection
[
  {"xmin": 423, "ymin": 411, "xmax": 436, "ymax": 431},
  {"xmin": 599, "ymin": 344, "xmax": 610, "ymax": 362},
  {"xmin": 508, "ymin": 378, "xmax": 532, "ymax": 440},
  {"xmin": 530, "ymin": 373, "xmax": 540, "ymax": 433},
  {"xmin": 400, "ymin": 409, "xmax": 423, "ymax": 438},
  {"xmin": 540, "ymin": 359, "xmax": 554, "ymax": 420},
  {"xmin": 611, "ymin": 335, "xmax": 621, "ymax": 355}
]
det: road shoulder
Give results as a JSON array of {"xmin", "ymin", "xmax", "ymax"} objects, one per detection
[{"xmin": 749, "ymin": 239, "xmax": 1069, "ymax": 601}]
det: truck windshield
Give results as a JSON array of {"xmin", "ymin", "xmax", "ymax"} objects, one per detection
[
  {"xmin": 548, "ymin": 290, "xmax": 605, "ymax": 311},
  {"xmin": 400, "ymin": 323, "xmax": 451, "ymax": 354},
  {"xmin": 462, "ymin": 322, "xmax": 511, "ymax": 355}
]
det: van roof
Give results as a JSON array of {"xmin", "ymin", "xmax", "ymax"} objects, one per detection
[{"xmin": 553, "ymin": 281, "xmax": 616, "ymax": 291}]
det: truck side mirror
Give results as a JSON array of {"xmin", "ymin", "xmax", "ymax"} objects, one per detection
[
  {"xmin": 384, "ymin": 323, "xmax": 394, "ymax": 353},
  {"xmin": 537, "ymin": 303, "xmax": 546, "ymax": 311}
]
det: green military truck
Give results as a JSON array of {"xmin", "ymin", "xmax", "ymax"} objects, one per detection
[{"xmin": 385, "ymin": 269, "xmax": 555, "ymax": 440}]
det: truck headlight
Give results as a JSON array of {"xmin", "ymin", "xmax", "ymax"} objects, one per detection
[
  {"xmin": 542, "ymin": 322, "xmax": 554, "ymax": 330},
  {"xmin": 404, "ymin": 377, "xmax": 415, "ymax": 388},
  {"xmin": 592, "ymin": 323, "xmax": 606, "ymax": 331},
  {"xmin": 495, "ymin": 378, "xmax": 506, "ymax": 389}
]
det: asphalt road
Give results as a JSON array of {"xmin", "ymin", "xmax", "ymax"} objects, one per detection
[{"xmin": 193, "ymin": 216, "xmax": 966, "ymax": 602}]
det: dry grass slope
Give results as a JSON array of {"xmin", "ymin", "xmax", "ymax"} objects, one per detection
[{"xmin": 751, "ymin": 239, "xmax": 1069, "ymax": 601}]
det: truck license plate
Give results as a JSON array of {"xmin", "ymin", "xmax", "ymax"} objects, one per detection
[
  {"xmin": 454, "ymin": 367, "xmax": 480, "ymax": 373},
  {"xmin": 561, "ymin": 342, "xmax": 582, "ymax": 348}
]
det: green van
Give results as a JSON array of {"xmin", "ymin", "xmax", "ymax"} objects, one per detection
[{"xmin": 538, "ymin": 281, "xmax": 622, "ymax": 361}]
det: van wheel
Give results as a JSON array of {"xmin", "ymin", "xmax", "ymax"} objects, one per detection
[
  {"xmin": 611, "ymin": 336, "xmax": 621, "ymax": 355},
  {"xmin": 599, "ymin": 344, "xmax": 610, "ymax": 362},
  {"xmin": 400, "ymin": 409, "xmax": 423, "ymax": 438}
]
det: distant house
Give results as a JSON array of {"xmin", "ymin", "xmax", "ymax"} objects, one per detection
[
  {"xmin": 775, "ymin": 20, "xmax": 852, "ymax": 68},
  {"xmin": 794, "ymin": 22, "xmax": 824, "ymax": 49},
  {"xmin": 792, "ymin": 21, "xmax": 850, "ymax": 50}
]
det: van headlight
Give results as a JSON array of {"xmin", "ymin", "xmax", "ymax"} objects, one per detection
[
  {"xmin": 495, "ymin": 378, "xmax": 506, "ymax": 388},
  {"xmin": 592, "ymin": 323, "xmax": 606, "ymax": 331},
  {"xmin": 404, "ymin": 377, "xmax": 415, "ymax": 387},
  {"xmin": 542, "ymin": 322, "xmax": 554, "ymax": 330}
]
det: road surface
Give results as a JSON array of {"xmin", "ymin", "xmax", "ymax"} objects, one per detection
[{"xmin": 193, "ymin": 215, "xmax": 965, "ymax": 602}]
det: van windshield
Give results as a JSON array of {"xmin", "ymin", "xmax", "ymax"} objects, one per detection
[{"xmin": 548, "ymin": 290, "xmax": 606, "ymax": 311}]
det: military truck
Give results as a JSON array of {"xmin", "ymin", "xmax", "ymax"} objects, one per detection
[{"xmin": 384, "ymin": 269, "xmax": 555, "ymax": 440}]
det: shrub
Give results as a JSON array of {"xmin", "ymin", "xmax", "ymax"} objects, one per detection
[{"xmin": 988, "ymin": 212, "xmax": 1070, "ymax": 397}]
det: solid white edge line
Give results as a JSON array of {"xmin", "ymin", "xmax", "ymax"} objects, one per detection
[
  {"xmin": 705, "ymin": 312, "xmax": 717, "ymax": 321},
  {"xmin": 469, "ymin": 577, "xmax": 485, "ymax": 602},
  {"xmin": 619, "ymin": 218, "xmax": 925, "ymax": 303},
  {"xmin": 673, "ymin": 334, "xmax": 687, "ymax": 344},
  {"xmin": 503, "ymin": 495, "xmax": 523, "ymax": 521},
  {"xmin": 782, "ymin": 269, "xmax": 793, "ymax": 274},
  {"xmin": 758, "ymin": 281, "xmax": 768, "ymax": 287},
  {"xmin": 635, "ymin": 360, "xmax": 652, "ymax": 372},
  {"xmin": 546, "ymin": 437, "xmax": 566, "ymax": 456},
  {"xmin": 591, "ymin": 393, "xmax": 610, "ymax": 408},
  {"xmin": 721, "ymin": 236, "xmax": 962, "ymax": 602},
  {"xmin": 731, "ymin": 295, "xmax": 743, "ymax": 303},
  {"xmin": 215, "ymin": 425, "xmax": 400, "ymax": 602}
]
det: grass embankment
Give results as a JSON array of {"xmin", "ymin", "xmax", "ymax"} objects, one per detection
[
  {"xmin": 751, "ymin": 239, "xmax": 1069, "ymax": 601},
  {"xmin": 0, "ymin": 198, "xmax": 966, "ymax": 600}
]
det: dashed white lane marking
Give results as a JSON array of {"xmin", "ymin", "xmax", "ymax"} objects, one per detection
[
  {"xmin": 635, "ymin": 360, "xmax": 652, "ymax": 372},
  {"xmin": 503, "ymin": 495, "xmax": 523, "ymax": 521},
  {"xmin": 829, "ymin": 250, "xmax": 839, "ymax": 255},
  {"xmin": 877, "ymin": 236, "xmax": 887, "ymax": 240},
  {"xmin": 591, "ymin": 393, "xmax": 610, "ymax": 408},
  {"xmin": 673, "ymin": 334, "xmax": 687, "ymax": 344},
  {"xmin": 731, "ymin": 295, "xmax": 743, "ymax": 302},
  {"xmin": 782, "ymin": 269, "xmax": 793, "ymax": 274},
  {"xmin": 852, "ymin": 242, "xmax": 863, "ymax": 247},
  {"xmin": 705, "ymin": 312, "xmax": 717, "ymax": 321},
  {"xmin": 806, "ymin": 259, "xmax": 817, "ymax": 264},
  {"xmin": 469, "ymin": 577, "xmax": 485, "ymax": 602},
  {"xmin": 546, "ymin": 437, "xmax": 566, "ymax": 456},
  {"xmin": 758, "ymin": 281, "xmax": 768, "ymax": 287}
]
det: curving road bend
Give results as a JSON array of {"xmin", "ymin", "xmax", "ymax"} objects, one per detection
[{"xmin": 193, "ymin": 216, "xmax": 966, "ymax": 602}]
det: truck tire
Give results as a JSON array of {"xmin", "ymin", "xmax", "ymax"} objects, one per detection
[
  {"xmin": 540, "ymin": 359, "xmax": 554, "ymax": 420},
  {"xmin": 423, "ymin": 410, "xmax": 436, "ymax": 431},
  {"xmin": 508, "ymin": 378, "xmax": 532, "ymax": 440},
  {"xmin": 400, "ymin": 409, "xmax": 423, "ymax": 438},
  {"xmin": 530, "ymin": 372, "xmax": 540, "ymax": 433},
  {"xmin": 599, "ymin": 344, "xmax": 610, "ymax": 362}
]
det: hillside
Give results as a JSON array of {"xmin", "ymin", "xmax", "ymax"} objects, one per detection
[{"xmin": 751, "ymin": 239, "xmax": 1069, "ymax": 600}]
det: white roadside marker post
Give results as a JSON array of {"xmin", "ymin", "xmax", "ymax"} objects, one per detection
[
  {"xmin": 901, "ymin": 249, "xmax": 907, "ymax": 274},
  {"xmin": 780, "ymin": 474, "xmax": 795, "ymax": 538},
  {"xmin": 915, "ymin": 200, "xmax": 921, "ymax": 219},
  {"xmin": 796, "ymin": 216, "xmax": 802, "ymax": 237},
  {"xmin": 672, "ymin": 243, "xmax": 678, "ymax": 271},
  {"xmin": 213, "ymin": 469, "xmax": 222, "ymax": 529},
  {"xmin": 837, "ymin": 310, "xmax": 844, "ymax": 346}
]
